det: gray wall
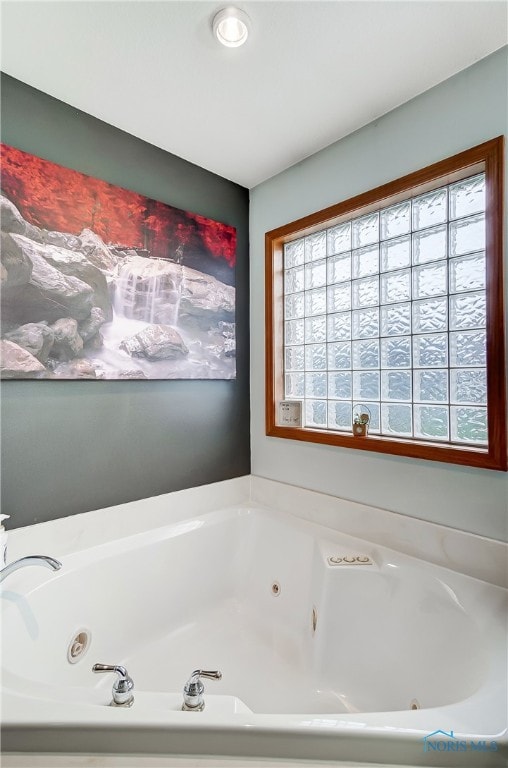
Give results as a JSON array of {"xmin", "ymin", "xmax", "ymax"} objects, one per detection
[
  {"xmin": 250, "ymin": 47, "xmax": 508, "ymax": 542},
  {"xmin": 1, "ymin": 73, "xmax": 250, "ymax": 528}
]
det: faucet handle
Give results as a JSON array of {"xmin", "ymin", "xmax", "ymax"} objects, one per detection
[
  {"xmin": 192, "ymin": 669, "xmax": 222, "ymax": 682},
  {"xmin": 182, "ymin": 669, "xmax": 222, "ymax": 711},
  {"xmin": 92, "ymin": 663, "xmax": 134, "ymax": 707}
]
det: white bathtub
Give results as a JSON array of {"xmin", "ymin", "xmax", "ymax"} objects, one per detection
[{"xmin": 1, "ymin": 479, "xmax": 507, "ymax": 766}]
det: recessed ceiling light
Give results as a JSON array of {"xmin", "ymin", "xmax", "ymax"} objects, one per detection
[{"xmin": 212, "ymin": 7, "xmax": 250, "ymax": 48}]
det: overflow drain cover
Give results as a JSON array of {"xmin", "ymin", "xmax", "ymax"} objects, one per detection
[{"xmin": 67, "ymin": 628, "xmax": 91, "ymax": 664}]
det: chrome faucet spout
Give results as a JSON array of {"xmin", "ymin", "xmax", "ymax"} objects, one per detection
[{"xmin": 0, "ymin": 555, "xmax": 62, "ymax": 584}]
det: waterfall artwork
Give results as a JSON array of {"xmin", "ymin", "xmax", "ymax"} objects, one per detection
[{"xmin": 0, "ymin": 143, "xmax": 237, "ymax": 380}]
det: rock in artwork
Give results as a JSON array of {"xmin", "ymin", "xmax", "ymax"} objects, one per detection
[{"xmin": 0, "ymin": 144, "xmax": 236, "ymax": 380}]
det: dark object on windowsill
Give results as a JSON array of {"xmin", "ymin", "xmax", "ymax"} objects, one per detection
[{"xmin": 353, "ymin": 408, "xmax": 370, "ymax": 437}]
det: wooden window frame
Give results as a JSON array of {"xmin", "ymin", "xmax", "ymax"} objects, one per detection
[{"xmin": 265, "ymin": 137, "xmax": 507, "ymax": 471}]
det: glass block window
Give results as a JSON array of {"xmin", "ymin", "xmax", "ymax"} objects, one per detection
[
  {"xmin": 283, "ymin": 173, "xmax": 487, "ymax": 445},
  {"xmin": 267, "ymin": 139, "xmax": 506, "ymax": 470}
]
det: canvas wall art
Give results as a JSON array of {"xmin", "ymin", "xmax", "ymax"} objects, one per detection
[{"xmin": 0, "ymin": 144, "xmax": 236, "ymax": 380}]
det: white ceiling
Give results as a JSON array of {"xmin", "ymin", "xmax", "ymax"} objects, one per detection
[{"xmin": 1, "ymin": 1, "xmax": 507, "ymax": 188}]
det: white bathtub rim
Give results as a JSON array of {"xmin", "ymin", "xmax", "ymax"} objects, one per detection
[
  {"xmin": 5, "ymin": 475, "xmax": 507, "ymax": 588},
  {"xmin": 4, "ymin": 499, "xmax": 507, "ymax": 595},
  {"xmin": 5, "ymin": 720, "xmax": 503, "ymax": 768},
  {"xmin": 249, "ymin": 476, "xmax": 508, "ymax": 589},
  {"xmin": 5, "ymin": 476, "xmax": 251, "ymax": 561},
  {"xmin": 2, "ymin": 504, "xmax": 506, "ymax": 610},
  {"xmin": 2, "ymin": 689, "xmax": 507, "ymax": 742}
]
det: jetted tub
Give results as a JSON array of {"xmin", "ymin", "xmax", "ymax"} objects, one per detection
[{"xmin": 1, "ymin": 498, "xmax": 507, "ymax": 766}]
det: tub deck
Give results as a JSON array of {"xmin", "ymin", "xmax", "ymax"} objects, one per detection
[{"xmin": 1, "ymin": 480, "xmax": 507, "ymax": 767}]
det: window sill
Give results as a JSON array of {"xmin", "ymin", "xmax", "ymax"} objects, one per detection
[{"xmin": 266, "ymin": 423, "xmax": 506, "ymax": 471}]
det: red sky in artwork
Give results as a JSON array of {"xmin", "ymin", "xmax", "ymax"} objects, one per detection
[{"xmin": 0, "ymin": 144, "xmax": 236, "ymax": 267}]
